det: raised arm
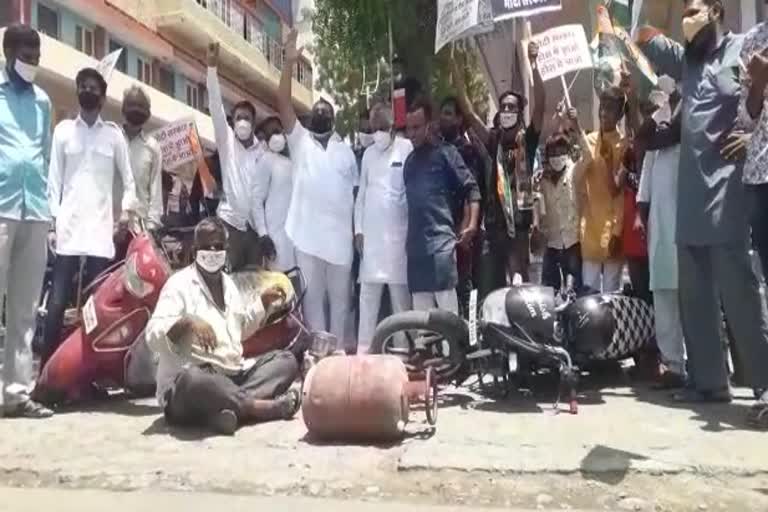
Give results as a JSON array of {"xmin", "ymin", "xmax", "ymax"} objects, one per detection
[
  {"xmin": 528, "ymin": 41, "xmax": 546, "ymax": 133},
  {"xmin": 206, "ymin": 43, "xmax": 234, "ymax": 153},
  {"xmin": 278, "ymin": 29, "xmax": 301, "ymax": 133},
  {"xmin": 451, "ymin": 54, "xmax": 490, "ymax": 148},
  {"xmin": 637, "ymin": 31, "xmax": 684, "ymax": 82}
]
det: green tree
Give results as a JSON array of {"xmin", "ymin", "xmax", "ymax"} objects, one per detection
[{"xmin": 310, "ymin": 0, "xmax": 488, "ymax": 137}]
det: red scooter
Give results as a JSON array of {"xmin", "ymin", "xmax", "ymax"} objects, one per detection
[{"xmin": 33, "ymin": 232, "xmax": 170, "ymax": 405}]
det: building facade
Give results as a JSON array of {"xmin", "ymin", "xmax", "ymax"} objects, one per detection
[{"xmin": 0, "ymin": 0, "xmax": 314, "ymax": 147}]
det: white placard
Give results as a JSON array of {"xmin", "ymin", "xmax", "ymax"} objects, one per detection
[
  {"xmin": 82, "ymin": 296, "xmax": 98, "ymax": 335},
  {"xmin": 150, "ymin": 118, "xmax": 200, "ymax": 171},
  {"xmin": 96, "ymin": 48, "xmax": 123, "ymax": 83},
  {"xmin": 525, "ymin": 24, "xmax": 593, "ymax": 82},
  {"xmin": 435, "ymin": 0, "xmax": 493, "ymax": 54}
]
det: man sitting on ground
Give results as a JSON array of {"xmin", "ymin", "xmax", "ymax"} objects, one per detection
[{"xmin": 146, "ymin": 217, "xmax": 301, "ymax": 435}]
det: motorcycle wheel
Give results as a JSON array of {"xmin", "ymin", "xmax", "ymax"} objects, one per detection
[{"xmin": 370, "ymin": 309, "xmax": 469, "ymax": 385}]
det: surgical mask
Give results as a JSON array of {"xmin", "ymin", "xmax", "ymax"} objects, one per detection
[
  {"xmin": 373, "ymin": 130, "xmax": 392, "ymax": 150},
  {"xmin": 268, "ymin": 133, "xmax": 286, "ymax": 153},
  {"xmin": 196, "ymin": 250, "xmax": 227, "ymax": 274},
  {"xmin": 359, "ymin": 132, "xmax": 375, "ymax": 148},
  {"xmin": 234, "ymin": 120, "xmax": 252, "ymax": 142},
  {"xmin": 14, "ymin": 59, "xmax": 38, "ymax": 83},
  {"xmin": 124, "ymin": 110, "xmax": 149, "ymax": 126},
  {"xmin": 499, "ymin": 112, "xmax": 518, "ymax": 129},
  {"xmin": 78, "ymin": 91, "xmax": 101, "ymax": 111},
  {"xmin": 682, "ymin": 9, "xmax": 710, "ymax": 43},
  {"xmin": 549, "ymin": 155, "xmax": 570, "ymax": 173}
]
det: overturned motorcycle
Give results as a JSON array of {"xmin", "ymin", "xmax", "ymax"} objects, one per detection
[{"xmin": 370, "ymin": 284, "xmax": 655, "ymax": 414}]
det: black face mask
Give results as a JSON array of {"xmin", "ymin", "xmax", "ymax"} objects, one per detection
[
  {"xmin": 78, "ymin": 91, "xmax": 101, "ymax": 111},
  {"xmin": 311, "ymin": 114, "xmax": 333, "ymax": 135},
  {"xmin": 125, "ymin": 110, "xmax": 149, "ymax": 126},
  {"xmin": 685, "ymin": 22, "xmax": 717, "ymax": 61}
]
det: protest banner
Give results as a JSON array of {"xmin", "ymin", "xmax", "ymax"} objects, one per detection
[
  {"xmin": 96, "ymin": 48, "xmax": 123, "ymax": 83},
  {"xmin": 491, "ymin": 0, "xmax": 562, "ymax": 22},
  {"xmin": 435, "ymin": 0, "xmax": 493, "ymax": 54},
  {"xmin": 151, "ymin": 118, "xmax": 201, "ymax": 171},
  {"xmin": 524, "ymin": 24, "xmax": 593, "ymax": 83}
]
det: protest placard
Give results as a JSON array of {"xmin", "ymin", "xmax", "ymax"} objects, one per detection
[
  {"xmin": 525, "ymin": 24, "xmax": 593, "ymax": 83},
  {"xmin": 96, "ymin": 48, "xmax": 123, "ymax": 83},
  {"xmin": 435, "ymin": 0, "xmax": 493, "ymax": 54},
  {"xmin": 151, "ymin": 118, "xmax": 201, "ymax": 171},
  {"xmin": 491, "ymin": 0, "xmax": 561, "ymax": 22}
]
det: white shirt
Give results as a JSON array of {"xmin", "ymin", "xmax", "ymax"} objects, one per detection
[
  {"xmin": 207, "ymin": 67, "xmax": 263, "ymax": 231},
  {"xmin": 354, "ymin": 136, "xmax": 412, "ymax": 284},
  {"xmin": 48, "ymin": 115, "xmax": 138, "ymax": 259},
  {"xmin": 145, "ymin": 265, "xmax": 266, "ymax": 406},
  {"xmin": 637, "ymin": 145, "xmax": 681, "ymax": 291},
  {"xmin": 250, "ymin": 150, "xmax": 296, "ymax": 271},
  {"xmin": 538, "ymin": 164, "xmax": 580, "ymax": 250},
  {"xmin": 114, "ymin": 131, "xmax": 163, "ymax": 228},
  {"xmin": 285, "ymin": 123, "xmax": 358, "ymax": 266}
]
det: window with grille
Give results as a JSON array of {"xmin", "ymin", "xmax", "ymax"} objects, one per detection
[
  {"xmin": 37, "ymin": 3, "xmax": 60, "ymax": 40},
  {"xmin": 158, "ymin": 67, "xmax": 176, "ymax": 97},
  {"xmin": 75, "ymin": 25, "xmax": 95, "ymax": 57},
  {"xmin": 186, "ymin": 83, "xmax": 200, "ymax": 110}
]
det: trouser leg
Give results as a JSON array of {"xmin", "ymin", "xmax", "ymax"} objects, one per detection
[
  {"xmin": 507, "ymin": 233, "xmax": 530, "ymax": 283},
  {"xmin": 388, "ymin": 284, "xmax": 412, "ymax": 313},
  {"xmin": 541, "ymin": 248, "xmax": 563, "ymax": 289},
  {"xmin": 41, "ymin": 254, "xmax": 81, "ymax": 366},
  {"xmin": 412, "ymin": 292, "xmax": 435, "ymax": 311},
  {"xmin": 748, "ymin": 184, "xmax": 768, "ymax": 284},
  {"xmin": 165, "ymin": 366, "xmax": 242, "ymax": 426},
  {"xmin": 236, "ymin": 350, "xmax": 299, "ymax": 400},
  {"xmin": 326, "ymin": 259, "xmax": 352, "ymax": 350},
  {"xmin": 358, "ymin": 282, "xmax": 384, "ymax": 354},
  {"xmin": 296, "ymin": 250, "xmax": 327, "ymax": 333},
  {"xmin": 563, "ymin": 243, "xmax": 583, "ymax": 290},
  {"xmin": 714, "ymin": 244, "xmax": 768, "ymax": 389},
  {"xmin": 603, "ymin": 261, "xmax": 623, "ymax": 293},
  {"xmin": 223, "ymin": 221, "xmax": 246, "ymax": 272},
  {"xmin": 678, "ymin": 245, "xmax": 726, "ymax": 392},
  {"xmin": 653, "ymin": 289, "xmax": 687, "ymax": 376},
  {"xmin": 434, "ymin": 289, "xmax": 459, "ymax": 315},
  {"xmin": 628, "ymin": 257, "xmax": 652, "ymax": 303},
  {"xmin": 582, "ymin": 260, "xmax": 601, "ymax": 292},
  {"xmin": 83, "ymin": 256, "xmax": 111, "ymax": 289}
]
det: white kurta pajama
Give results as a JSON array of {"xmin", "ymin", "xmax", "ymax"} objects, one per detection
[
  {"xmin": 285, "ymin": 124, "xmax": 358, "ymax": 348},
  {"xmin": 638, "ymin": 146, "xmax": 686, "ymax": 375},
  {"xmin": 354, "ymin": 136, "xmax": 413, "ymax": 352},
  {"xmin": 250, "ymin": 150, "xmax": 296, "ymax": 271}
]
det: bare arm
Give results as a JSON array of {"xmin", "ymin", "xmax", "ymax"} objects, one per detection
[
  {"xmin": 451, "ymin": 55, "xmax": 490, "ymax": 148},
  {"xmin": 745, "ymin": 48, "xmax": 768, "ymax": 123},
  {"xmin": 278, "ymin": 29, "xmax": 300, "ymax": 133}
]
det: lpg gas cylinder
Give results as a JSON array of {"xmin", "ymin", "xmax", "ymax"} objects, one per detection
[{"xmin": 302, "ymin": 355, "xmax": 410, "ymax": 442}]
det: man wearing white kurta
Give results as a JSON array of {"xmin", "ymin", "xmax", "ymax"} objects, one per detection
[
  {"xmin": 354, "ymin": 104, "xmax": 413, "ymax": 353},
  {"xmin": 250, "ymin": 116, "xmax": 295, "ymax": 271},
  {"xmin": 278, "ymin": 30, "xmax": 358, "ymax": 348},
  {"xmin": 44, "ymin": 67, "xmax": 138, "ymax": 366},
  {"xmin": 637, "ymin": 92, "xmax": 686, "ymax": 386}
]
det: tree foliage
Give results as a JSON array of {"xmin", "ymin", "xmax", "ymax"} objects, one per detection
[{"xmin": 310, "ymin": 0, "xmax": 489, "ymax": 137}]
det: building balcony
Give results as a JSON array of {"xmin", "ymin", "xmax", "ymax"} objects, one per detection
[{"xmin": 153, "ymin": 0, "xmax": 313, "ymax": 112}]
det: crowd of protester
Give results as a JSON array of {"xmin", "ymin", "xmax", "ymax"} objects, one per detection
[{"xmin": 1, "ymin": 0, "xmax": 768, "ymax": 433}]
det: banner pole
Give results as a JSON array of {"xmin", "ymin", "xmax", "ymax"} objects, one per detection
[{"xmin": 560, "ymin": 74, "xmax": 572, "ymax": 109}]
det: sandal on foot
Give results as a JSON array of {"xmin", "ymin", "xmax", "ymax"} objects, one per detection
[
  {"xmin": 4, "ymin": 399, "xmax": 54, "ymax": 419},
  {"xmin": 277, "ymin": 388, "xmax": 301, "ymax": 420}
]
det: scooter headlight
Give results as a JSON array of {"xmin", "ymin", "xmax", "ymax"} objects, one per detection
[{"xmin": 124, "ymin": 253, "xmax": 155, "ymax": 299}]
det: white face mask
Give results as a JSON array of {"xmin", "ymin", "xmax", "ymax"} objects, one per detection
[
  {"xmin": 14, "ymin": 59, "xmax": 38, "ymax": 83},
  {"xmin": 268, "ymin": 133, "xmax": 286, "ymax": 153},
  {"xmin": 499, "ymin": 112, "xmax": 518, "ymax": 130},
  {"xmin": 682, "ymin": 9, "xmax": 710, "ymax": 43},
  {"xmin": 196, "ymin": 250, "xmax": 227, "ymax": 274},
  {"xmin": 359, "ymin": 132, "xmax": 375, "ymax": 148},
  {"xmin": 373, "ymin": 130, "xmax": 392, "ymax": 150},
  {"xmin": 549, "ymin": 155, "xmax": 570, "ymax": 173},
  {"xmin": 234, "ymin": 120, "xmax": 252, "ymax": 142}
]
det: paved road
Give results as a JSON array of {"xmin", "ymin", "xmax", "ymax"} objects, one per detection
[{"xmin": 0, "ymin": 488, "xmax": 592, "ymax": 512}]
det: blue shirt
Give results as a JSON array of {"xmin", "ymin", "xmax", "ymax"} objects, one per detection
[
  {"xmin": 0, "ymin": 69, "xmax": 52, "ymax": 222},
  {"xmin": 404, "ymin": 142, "xmax": 480, "ymax": 292}
]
